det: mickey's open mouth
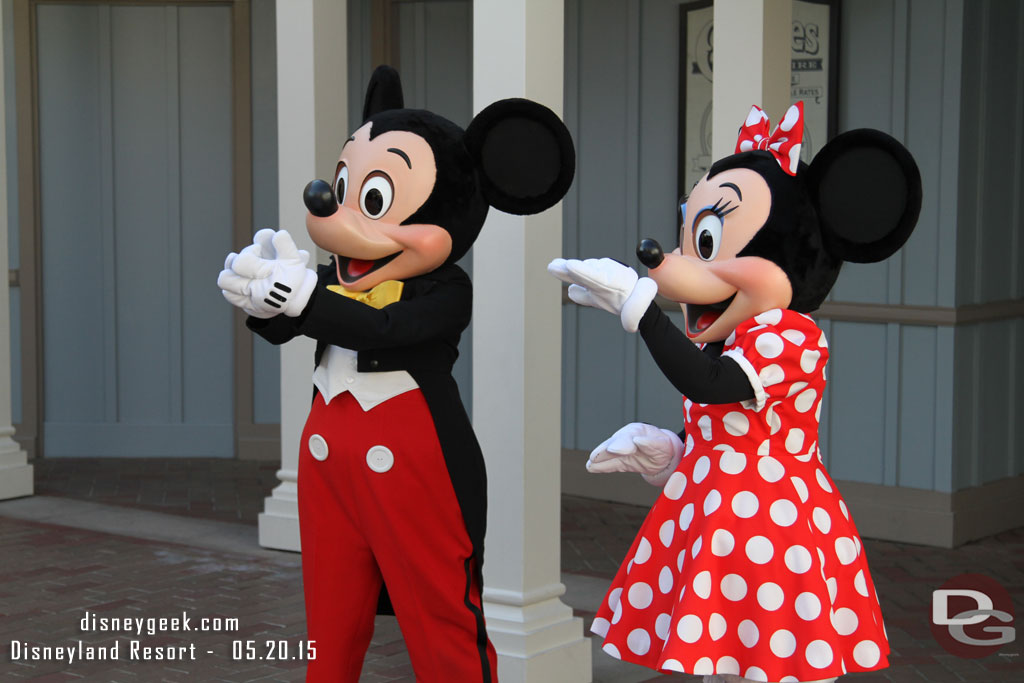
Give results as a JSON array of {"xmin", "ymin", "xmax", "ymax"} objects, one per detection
[
  {"xmin": 685, "ymin": 295, "xmax": 735, "ymax": 336},
  {"xmin": 336, "ymin": 252, "xmax": 402, "ymax": 285}
]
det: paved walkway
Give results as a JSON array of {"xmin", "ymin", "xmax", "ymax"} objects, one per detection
[{"xmin": 0, "ymin": 458, "xmax": 1021, "ymax": 682}]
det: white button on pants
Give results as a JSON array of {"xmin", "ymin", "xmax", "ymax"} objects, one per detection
[
  {"xmin": 308, "ymin": 434, "xmax": 329, "ymax": 461},
  {"xmin": 366, "ymin": 445, "xmax": 394, "ymax": 473}
]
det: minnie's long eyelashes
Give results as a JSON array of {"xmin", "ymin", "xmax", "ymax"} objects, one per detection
[{"xmin": 710, "ymin": 197, "xmax": 738, "ymax": 219}]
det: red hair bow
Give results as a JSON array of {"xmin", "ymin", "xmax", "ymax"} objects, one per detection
[{"xmin": 735, "ymin": 101, "xmax": 804, "ymax": 176}]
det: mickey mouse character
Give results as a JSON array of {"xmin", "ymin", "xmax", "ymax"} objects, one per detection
[
  {"xmin": 550, "ymin": 102, "xmax": 920, "ymax": 683},
  {"xmin": 218, "ymin": 65, "xmax": 574, "ymax": 683}
]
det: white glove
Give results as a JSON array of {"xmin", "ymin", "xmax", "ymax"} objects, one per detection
[
  {"xmin": 218, "ymin": 229, "xmax": 318, "ymax": 318},
  {"xmin": 588, "ymin": 422, "xmax": 683, "ymax": 486},
  {"xmin": 547, "ymin": 257, "xmax": 658, "ymax": 333}
]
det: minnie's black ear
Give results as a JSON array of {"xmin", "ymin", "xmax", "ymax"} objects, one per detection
[
  {"xmin": 463, "ymin": 98, "xmax": 575, "ymax": 215},
  {"xmin": 362, "ymin": 65, "xmax": 404, "ymax": 122},
  {"xmin": 806, "ymin": 129, "xmax": 922, "ymax": 263}
]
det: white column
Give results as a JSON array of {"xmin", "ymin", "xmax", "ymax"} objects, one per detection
[
  {"xmin": 259, "ymin": 0, "xmax": 347, "ymax": 551},
  {"xmin": 0, "ymin": 2, "xmax": 32, "ymax": 501},
  {"xmin": 472, "ymin": 1, "xmax": 591, "ymax": 681},
  {"xmin": 712, "ymin": 0, "xmax": 792, "ymax": 158}
]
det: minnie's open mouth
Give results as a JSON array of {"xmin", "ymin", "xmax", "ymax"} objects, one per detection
[
  {"xmin": 335, "ymin": 252, "xmax": 401, "ymax": 285},
  {"xmin": 685, "ymin": 295, "xmax": 735, "ymax": 336}
]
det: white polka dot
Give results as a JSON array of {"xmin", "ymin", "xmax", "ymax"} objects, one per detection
[
  {"xmin": 770, "ymin": 629, "xmax": 796, "ymax": 657},
  {"xmin": 790, "ymin": 476, "xmax": 809, "ymax": 502},
  {"xmin": 693, "ymin": 571, "xmax": 712, "ymax": 599},
  {"xmin": 634, "ymin": 537, "xmax": 652, "ymax": 564},
  {"xmin": 663, "ymin": 472, "xmax": 687, "ymax": 500},
  {"xmin": 608, "ymin": 587, "xmax": 622, "ymax": 610},
  {"xmin": 854, "ymin": 535, "xmax": 862, "ymax": 554},
  {"xmin": 767, "ymin": 404, "xmax": 782, "ymax": 434},
  {"xmin": 711, "ymin": 529, "xmax": 735, "ymax": 556},
  {"xmin": 836, "ymin": 537, "xmax": 858, "ymax": 565},
  {"xmin": 801, "ymin": 349, "xmax": 822, "ymax": 373},
  {"xmin": 839, "ymin": 499, "xmax": 850, "ymax": 519},
  {"xmin": 785, "ymin": 428, "xmax": 805, "ymax": 454},
  {"xmin": 715, "ymin": 656, "xmax": 740, "ymax": 674},
  {"xmin": 659, "ymin": 566, "xmax": 673, "ymax": 594},
  {"xmin": 795, "ymin": 592, "xmax": 821, "ymax": 620},
  {"xmin": 854, "ymin": 569, "xmax": 869, "ymax": 597},
  {"xmin": 781, "ymin": 328, "xmax": 806, "ymax": 346},
  {"xmin": 759, "ymin": 363, "xmax": 785, "ymax": 386},
  {"xmin": 853, "ymin": 640, "xmax": 881, "ymax": 667},
  {"xmin": 725, "ymin": 330, "xmax": 736, "ymax": 345},
  {"xmin": 719, "ymin": 450, "xmax": 746, "ymax": 473},
  {"xmin": 805, "ymin": 639, "xmax": 834, "ymax": 669},
  {"xmin": 795, "ymin": 451, "xmax": 814, "ymax": 463},
  {"xmin": 709, "ymin": 613, "xmax": 727, "ymax": 641},
  {"xmin": 758, "ymin": 456, "xmax": 785, "ymax": 482},
  {"xmin": 795, "ymin": 388, "xmax": 818, "ymax": 413},
  {"xmin": 697, "ymin": 415, "xmax": 713, "ymax": 440},
  {"xmin": 691, "ymin": 535, "xmax": 703, "ymax": 558},
  {"xmin": 757, "ymin": 439, "xmax": 771, "ymax": 455},
  {"xmin": 755, "ymin": 332, "xmax": 785, "ymax": 358},
  {"xmin": 655, "ymin": 613, "xmax": 671, "ymax": 640},
  {"xmin": 591, "ymin": 617, "xmax": 610, "ymax": 637},
  {"xmin": 732, "ymin": 491, "xmax": 759, "ymax": 518},
  {"xmin": 693, "ymin": 455, "xmax": 711, "ymax": 483},
  {"xmin": 746, "ymin": 107, "xmax": 768, "ymax": 126},
  {"xmin": 676, "ymin": 614, "xmax": 703, "ymax": 643},
  {"xmin": 658, "ymin": 519, "xmax": 675, "ymax": 548},
  {"xmin": 627, "ymin": 628, "xmax": 651, "ymax": 655},
  {"xmin": 722, "ymin": 412, "xmax": 750, "ymax": 438},
  {"xmin": 703, "ymin": 489, "xmax": 722, "ymax": 515},
  {"xmin": 818, "ymin": 331, "xmax": 829, "ymax": 348},
  {"xmin": 786, "ymin": 380, "xmax": 809, "ymax": 398},
  {"xmin": 744, "ymin": 666, "xmax": 769, "ymax": 682},
  {"xmin": 785, "ymin": 545, "xmax": 813, "ymax": 574},
  {"xmin": 815, "ymin": 400, "xmax": 823, "ymax": 421},
  {"xmin": 755, "ymin": 309, "xmax": 783, "ymax": 325},
  {"xmin": 679, "ymin": 503, "xmax": 695, "ymax": 530},
  {"xmin": 746, "ymin": 535, "xmax": 774, "ymax": 564},
  {"xmin": 662, "ymin": 659, "xmax": 684, "ymax": 672},
  {"xmin": 770, "ymin": 499, "xmax": 798, "ymax": 527},
  {"xmin": 757, "ymin": 582, "xmax": 785, "ymax": 611},
  {"xmin": 828, "ymin": 577, "xmax": 839, "ymax": 602},
  {"xmin": 832, "ymin": 607, "xmax": 859, "ymax": 635},
  {"xmin": 602, "ymin": 642, "xmax": 621, "ymax": 659},
  {"xmin": 816, "ymin": 469, "xmax": 834, "ymax": 493},
  {"xmin": 693, "ymin": 657, "xmax": 715, "ymax": 675},
  {"xmin": 676, "ymin": 548, "xmax": 687, "ymax": 571},
  {"xmin": 788, "ymin": 145, "xmax": 801, "ymax": 174},
  {"xmin": 611, "ymin": 600, "xmax": 622, "ymax": 624},
  {"xmin": 813, "ymin": 507, "xmax": 832, "ymax": 534},
  {"xmin": 684, "ymin": 434, "xmax": 695, "ymax": 456},
  {"xmin": 721, "ymin": 574, "xmax": 748, "ymax": 601},
  {"xmin": 628, "ymin": 582, "xmax": 653, "ymax": 609},
  {"xmin": 738, "ymin": 619, "xmax": 759, "ymax": 647},
  {"xmin": 781, "ymin": 677, "xmax": 800, "ymax": 683},
  {"xmin": 780, "ymin": 104, "xmax": 800, "ymax": 131}
]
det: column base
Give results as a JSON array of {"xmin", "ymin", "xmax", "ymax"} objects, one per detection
[
  {"xmin": 257, "ymin": 473, "xmax": 300, "ymax": 552},
  {"xmin": 0, "ymin": 439, "xmax": 33, "ymax": 500}
]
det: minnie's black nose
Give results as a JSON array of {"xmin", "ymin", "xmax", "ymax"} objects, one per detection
[
  {"xmin": 303, "ymin": 179, "xmax": 338, "ymax": 217},
  {"xmin": 637, "ymin": 238, "xmax": 665, "ymax": 268}
]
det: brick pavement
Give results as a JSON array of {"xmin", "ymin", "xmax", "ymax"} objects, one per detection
[{"xmin": 0, "ymin": 458, "xmax": 1021, "ymax": 682}]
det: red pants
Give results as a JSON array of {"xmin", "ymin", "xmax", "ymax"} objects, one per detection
[{"xmin": 298, "ymin": 389, "xmax": 498, "ymax": 682}]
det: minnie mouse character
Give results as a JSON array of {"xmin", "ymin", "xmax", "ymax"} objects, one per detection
[
  {"xmin": 218, "ymin": 65, "xmax": 574, "ymax": 683},
  {"xmin": 550, "ymin": 102, "xmax": 920, "ymax": 683}
]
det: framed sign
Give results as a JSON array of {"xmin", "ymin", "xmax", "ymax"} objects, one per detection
[{"xmin": 677, "ymin": 0, "xmax": 840, "ymax": 200}]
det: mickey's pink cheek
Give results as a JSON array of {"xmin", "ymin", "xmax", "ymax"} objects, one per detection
[{"xmin": 394, "ymin": 225, "xmax": 452, "ymax": 262}]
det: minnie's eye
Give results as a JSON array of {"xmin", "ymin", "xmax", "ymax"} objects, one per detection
[
  {"xmin": 693, "ymin": 212, "xmax": 723, "ymax": 261},
  {"xmin": 359, "ymin": 172, "xmax": 394, "ymax": 219},
  {"xmin": 335, "ymin": 165, "xmax": 349, "ymax": 204}
]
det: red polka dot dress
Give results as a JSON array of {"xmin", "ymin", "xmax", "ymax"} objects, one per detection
[{"xmin": 591, "ymin": 309, "xmax": 889, "ymax": 682}]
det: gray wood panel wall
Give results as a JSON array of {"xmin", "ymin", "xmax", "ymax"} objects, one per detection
[{"xmin": 3, "ymin": 0, "xmax": 20, "ymax": 426}]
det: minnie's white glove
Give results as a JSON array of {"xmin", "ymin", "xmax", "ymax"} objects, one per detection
[
  {"xmin": 588, "ymin": 422, "xmax": 683, "ymax": 487},
  {"xmin": 218, "ymin": 229, "xmax": 317, "ymax": 318},
  {"xmin": 547, "ymin": 257, "xmax": 658, "ymax": 333}
]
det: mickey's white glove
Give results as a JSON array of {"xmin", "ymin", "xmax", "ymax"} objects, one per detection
[
  {"xmin": 547, "ymin": 257, "xmax": 658, "ymax": 333},
  {"xmin": 588, "ymin": 422, "xmax": 683, "ymax": 487},
  {"xmin": 218, "ymin": 229, "xmax": 317, "ymax": 318}
]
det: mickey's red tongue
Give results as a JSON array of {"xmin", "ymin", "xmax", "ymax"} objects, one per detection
[
  {"xmin": 695, "ymin": 310, "xmax": 721, "ymax": 331},
  {"xmin": 347, "ymin": 258, "xmax": 375, "ymax": 279}
]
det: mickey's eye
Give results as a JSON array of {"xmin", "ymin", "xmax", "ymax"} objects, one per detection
[
  {"xmin": 359, "ymin": 172, "xmax": 394, "ymax": 219},
  {"xmin": 693, "ymin": 211, "xmax": 723, "ymax": 261},
  {"xmin": 335, "ymin": 164, "xmax": 349, "ymax": 204}
]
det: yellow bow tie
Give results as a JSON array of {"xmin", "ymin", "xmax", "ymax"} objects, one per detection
[{"xmin": 327, "ymin": 280, "xmax": 404, "ymax": 309}]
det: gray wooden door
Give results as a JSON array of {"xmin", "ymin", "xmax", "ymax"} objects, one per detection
[{"xmin": 37, "ymin": 3, "xmax": 234, "ymax": 457}]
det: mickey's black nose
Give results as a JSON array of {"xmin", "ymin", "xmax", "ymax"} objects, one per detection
[
  {"xmin": 303, "ymin": 179, "xmax": 338, "ymax": 217},
  {"xmin": 637, "ymin": 238, "xmax": 665, "ymax": 269}
]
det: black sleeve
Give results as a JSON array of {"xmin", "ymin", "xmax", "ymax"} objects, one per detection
[{"xmin": 637, "ymin": 302, "xmax": 755, "ymax": 405}]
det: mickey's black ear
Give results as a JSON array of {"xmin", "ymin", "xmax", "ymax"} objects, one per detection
[
  {"xmin": 362, "ymin": 65, "xmax": 404, "ymax": 122},
  {"xmin": 806, "ymin": 129, "xmax": 922, "ymax": 263},
  {"xmin": 463, "ymin": 98, "xmax": 575, "ymax": 215}
]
